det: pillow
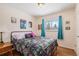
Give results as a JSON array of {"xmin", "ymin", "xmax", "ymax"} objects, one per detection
[
  {"xmin": 25, "ymin": 32, "xmax": 36, "ymax": 38},
  {"xmin": 31, "ymin": 32, "xmax": 36, "ymax": 37},
  {"xmin": 25, "ymin": 33, "xmax": 33, "ymax": 38},
  {"xmin": 12, "ymin": 33, "xmax": 25, "ymax": 40}
]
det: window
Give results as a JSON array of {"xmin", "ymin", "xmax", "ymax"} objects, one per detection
[{"xmin": 45, "ymin": 20, "xmax": 58, "ymax": 32}]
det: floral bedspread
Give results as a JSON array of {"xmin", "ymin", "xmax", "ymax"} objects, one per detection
[{"xmin": 12, "ymin": 37, "xmax": 58, "ymax": 56}]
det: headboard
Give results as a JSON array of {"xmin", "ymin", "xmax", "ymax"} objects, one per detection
[{"xmin": 11, "ymin": 31, "xmax": 32, "ymax": 42}]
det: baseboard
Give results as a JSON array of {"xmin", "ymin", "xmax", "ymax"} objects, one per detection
[{"xmin": 58, "ymin": 46, "xmax": 75, "ymax": 51}]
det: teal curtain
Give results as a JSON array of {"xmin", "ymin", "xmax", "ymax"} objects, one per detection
[
  {"xmin": 58, "ymin": 16, "xmax": 63, "ymax": 40},
  {"xmin": 41, "ymin": 18, "xmax": 45, "ymax": 37}
]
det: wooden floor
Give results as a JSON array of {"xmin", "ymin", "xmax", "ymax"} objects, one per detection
[
  {"xmin": 56, "ymin": 46, "xmax": 76, "ymax": 56},
  {"xmin": 12, "ymin": 46, "xmax": 76, "ymax": 56}
]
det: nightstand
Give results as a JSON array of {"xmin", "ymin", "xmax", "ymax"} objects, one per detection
[{"xmin": 0, "ymin": 42, "xmax": 14, "ymax": 56}]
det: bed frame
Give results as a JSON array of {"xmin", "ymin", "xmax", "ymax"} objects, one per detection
[{"xmin": 10, "ymin": 31, "xmax": 58, "ymax": 56}]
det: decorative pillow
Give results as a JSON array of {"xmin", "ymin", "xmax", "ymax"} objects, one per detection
[
  {"xmin": 25, "ymin": 33, "xmax": 33, "ymax": 38},
  {"xmin": 25, "ymin": 32, "xmax": 36, "ymax": 38},
  {"xmin": 31, "ymin": 32, "xmax": 36, "ymax": 37}
]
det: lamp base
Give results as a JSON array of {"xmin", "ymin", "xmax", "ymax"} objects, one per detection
[{"xmin": 0, "ymin": 41, "xmax": 3, "ymax": 43}]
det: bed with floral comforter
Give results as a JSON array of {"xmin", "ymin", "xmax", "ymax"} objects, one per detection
[{"xmin": 12, "ymin": 36, "xmax": 58, "ymax": 56}]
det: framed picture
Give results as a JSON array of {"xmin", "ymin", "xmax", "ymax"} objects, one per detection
[
  {"xmin": 65, "ymin": 26, "xmax": 70, "ymax": 30},
  {"xmin": 20, "ymin": 19, "xmax": 27, "ymax": 29},
  {"xmin": 38, "ymin": 24, "xmax": 41, "ymax": 30},
  {"xmin": 66, "ymin": 21, "xmax": 70, "ymax": 24},
  {"xmin": 11, "ymin": 17, "xmax": 17, "ymax": 23},
  {"xmin": 28, "ymin": 21, "xmax": 32, "ymax": 28}
]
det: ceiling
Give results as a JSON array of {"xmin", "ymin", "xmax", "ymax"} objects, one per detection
[{"xmin": 5, "ymin": 3, "xmax": 75, "ymax": 16}]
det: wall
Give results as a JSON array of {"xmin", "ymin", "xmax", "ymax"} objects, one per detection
[
  {"xmin": 76, "ymin": 4, "xmax": 79, "ymax": 55},
  {"xmin": 33, "ymin": 8, "xmax": 76, "ymax": 49},
  {"xmin": 0, "ymin": 4, "xmax": 33, "ymax": 42}
]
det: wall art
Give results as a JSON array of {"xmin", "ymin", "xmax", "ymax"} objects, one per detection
[
  {"xmin": 11, "ymin": 17, "xmax": 17, "ymax": 23},
  {"xmin": 28, "ymin": 21, "xmax": 32, "ymax": 28},
  {"xmin": 20, "ymin": 19, "xmax": 27, "ymax": 29}
]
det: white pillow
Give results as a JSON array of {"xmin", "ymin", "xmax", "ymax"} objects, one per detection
[
  {"xmin": 12, "ymin": 31, "xmax": 32, "ymax": 39},
  {"xmin": 12, "ymin": 33, "xmax": 25, "ymax": 39}
]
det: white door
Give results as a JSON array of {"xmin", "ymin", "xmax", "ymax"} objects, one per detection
[{"xmin": 76, "ymin": 4, "xmax": 79, "ymax": 55}]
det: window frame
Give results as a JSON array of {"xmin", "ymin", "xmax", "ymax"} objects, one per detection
[{"xmin": 45, "ymin": 20, "xmax": 58, "ymax": 32}]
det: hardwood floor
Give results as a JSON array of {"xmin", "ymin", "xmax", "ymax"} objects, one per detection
[
  {"xmin": 56, "ymin": 46, "xmax": 76, "ymax": 56},
  {"xmin": 12, "ymin": 46, "xmax": 76, "ymax": 56}
]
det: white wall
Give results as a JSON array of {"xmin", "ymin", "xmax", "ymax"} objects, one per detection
[
  {"xmin": 33, "ymin": 8, "xmax": 76, "ymax": 49},
  {"xmin": 0, "ymin": 4, "xmax": 33, "ymax": 42},
  {"xmin": 76, "ymin": 4, "xmax": 79, "ymax": 55}
]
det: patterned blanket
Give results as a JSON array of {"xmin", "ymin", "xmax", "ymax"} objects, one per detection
[{"xmin": 12, "ymin": 36, "xmax": 58, "ymax": 56}]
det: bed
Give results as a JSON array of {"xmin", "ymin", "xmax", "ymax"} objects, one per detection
[{"xmin": 11, "ymin": 31, "xmax": 58, "ymax": 56}]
